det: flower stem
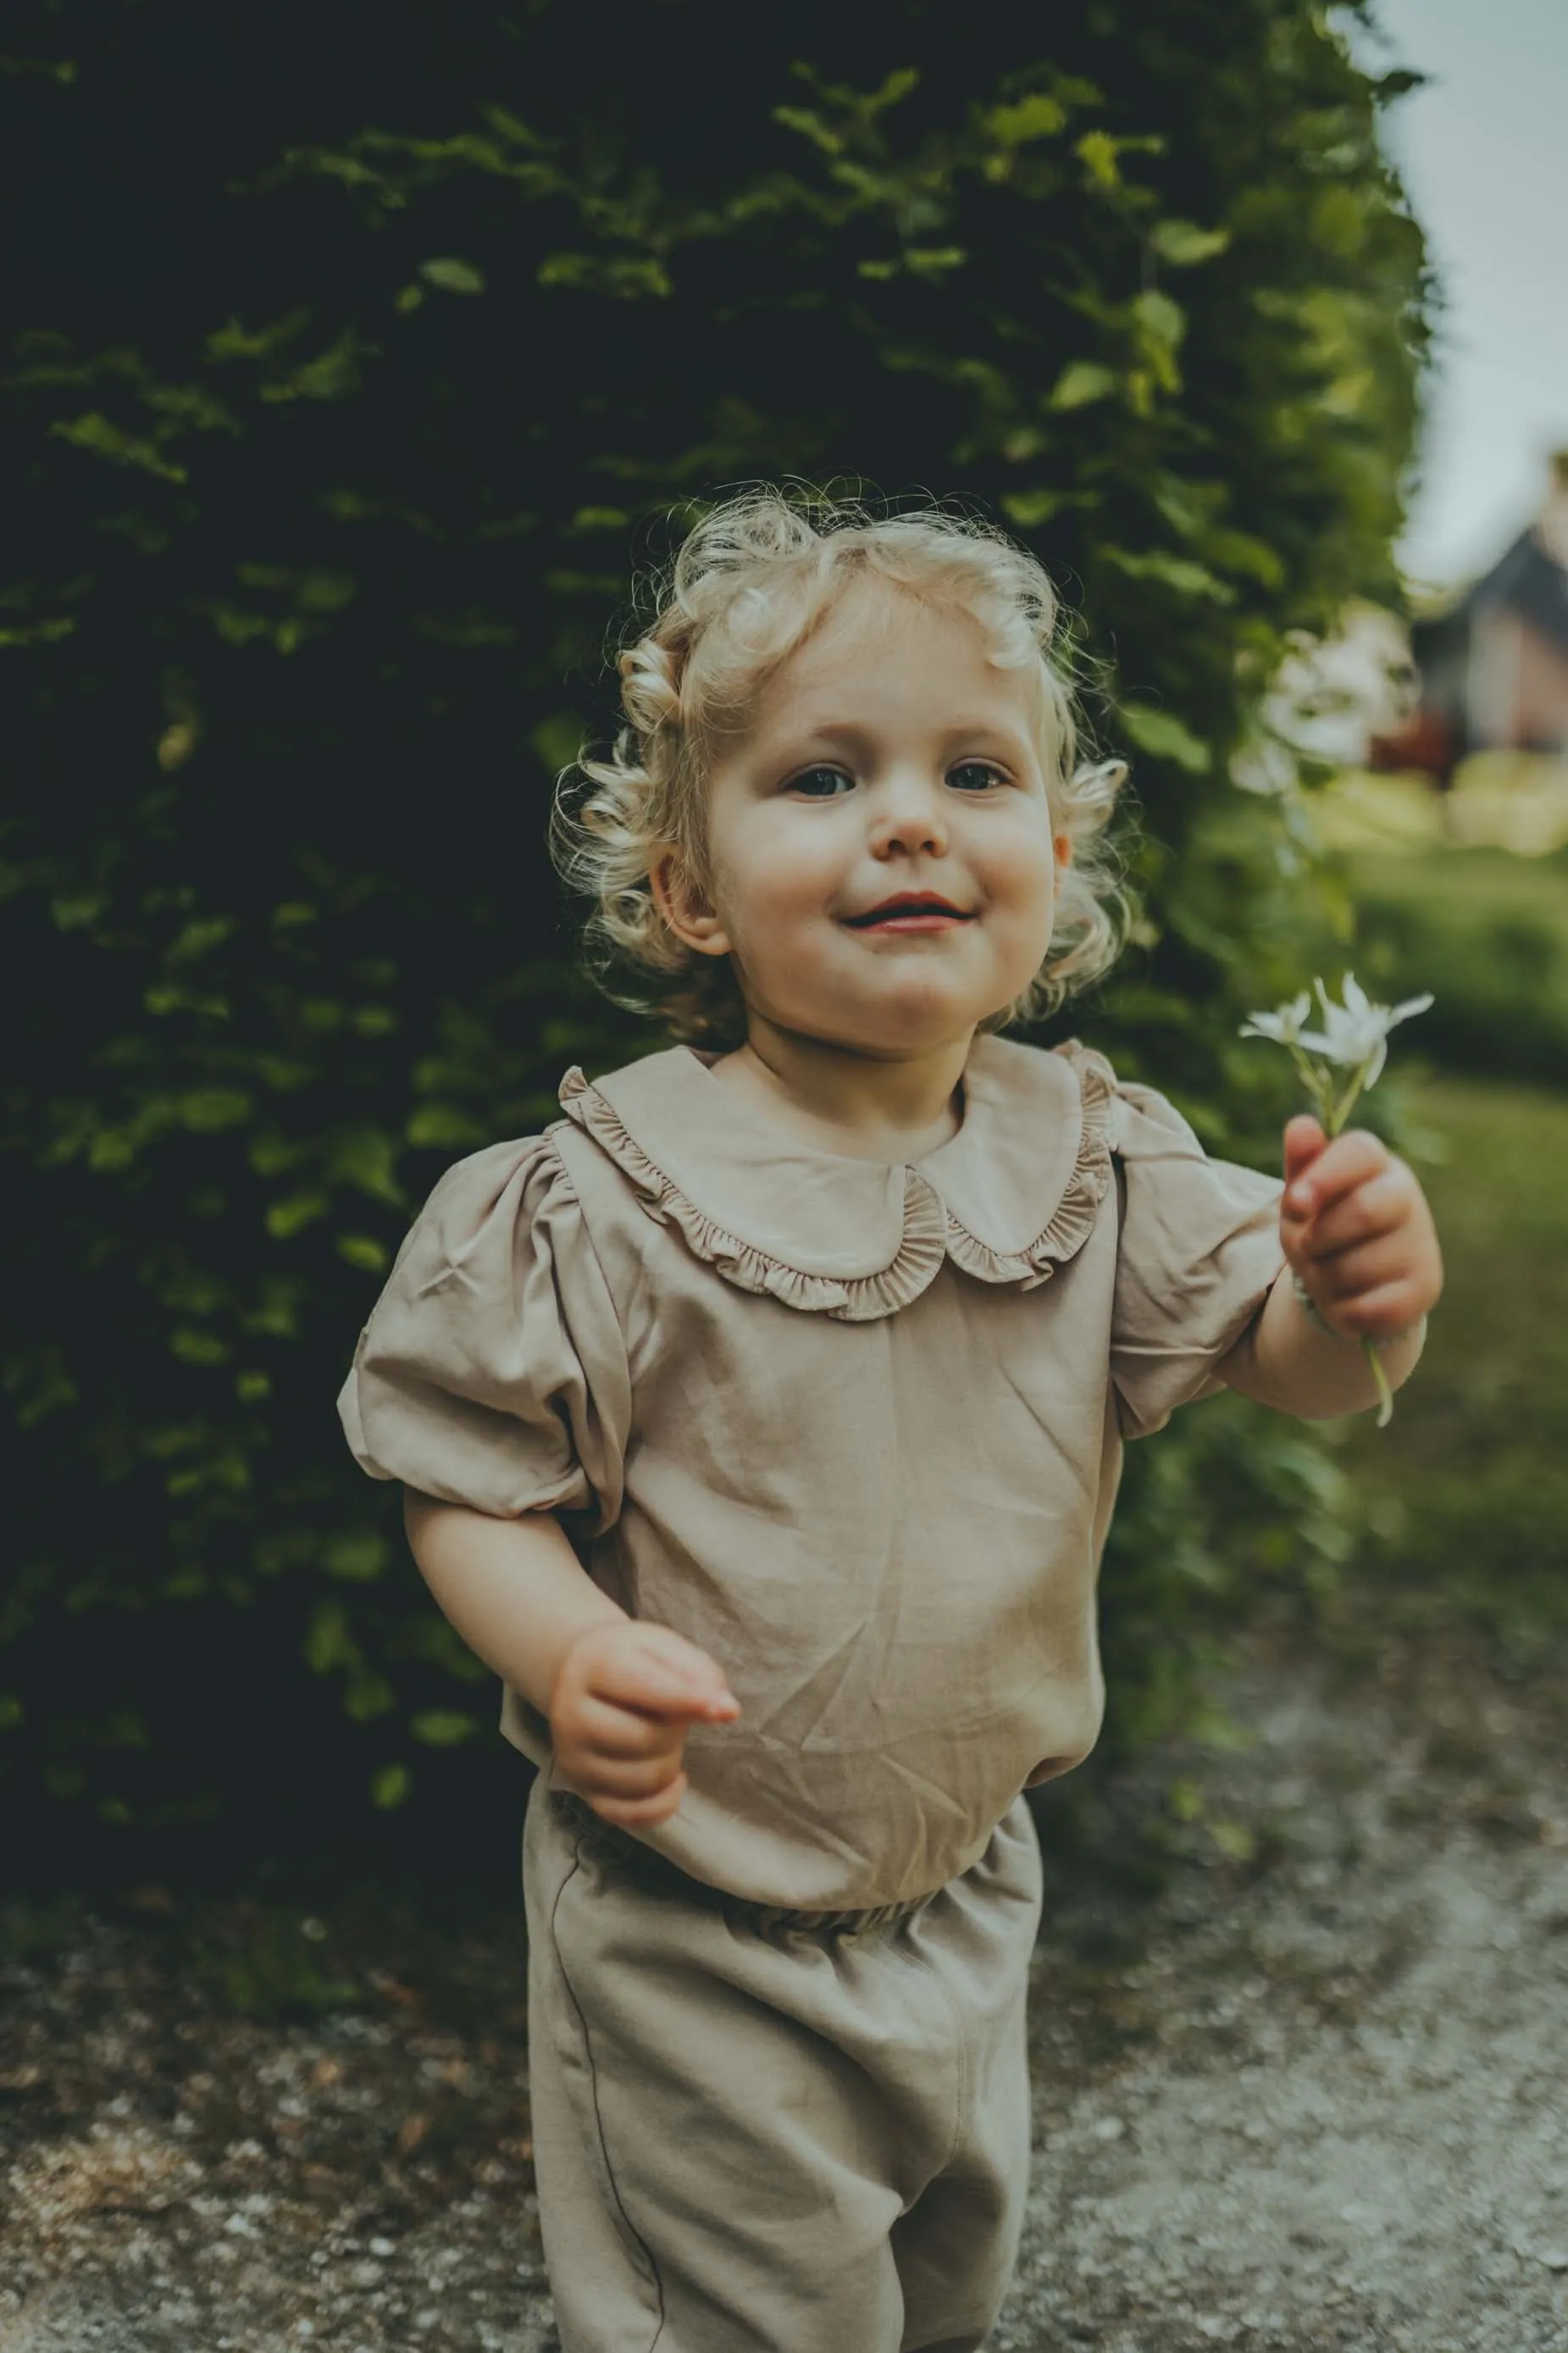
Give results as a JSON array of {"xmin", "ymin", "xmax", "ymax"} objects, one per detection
[
  {"xmin": 1325, "ymin": 1055, "xmax": 1375, "ymax": 1138},
  {"xmin": 1288, "ymin": 1047, "xmax": 1333, "ymax": 1127},
  {"xmin": 1301, "ymin": 1054, "xmax": 1396, "ymax": 1426},
  {"xmin": 1364, "ymin": 1336, "xmax": 1393, "ymax": 1429}
]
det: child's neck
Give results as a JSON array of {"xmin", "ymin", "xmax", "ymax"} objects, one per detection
[{"xmin": 709, "ymin": 1018, "xmax": 972, "ymax": 1163}]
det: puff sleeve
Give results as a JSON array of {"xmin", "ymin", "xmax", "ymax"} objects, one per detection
[
  {"xmin": 336, "ymin": 1135, "xmax": 629, "ymax": 1530},
  {"xmin": 1109, "ymin": 1080, "xmax": 1286, "ymax": 1441}
]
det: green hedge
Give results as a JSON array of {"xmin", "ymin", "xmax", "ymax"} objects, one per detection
[{"xmin": 0, "ymin": 1, "xmax": 1427, "ymax": 1872}]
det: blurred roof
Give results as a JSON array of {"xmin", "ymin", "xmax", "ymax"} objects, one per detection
[{"xmin": 1413, "ymin": 489, "xmax": 1568, "ymax": 658}]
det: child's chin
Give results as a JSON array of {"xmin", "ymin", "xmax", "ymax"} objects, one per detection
[{"xmin": 828, "ymin": 984, "xmax": 995, "ymax": 1051}]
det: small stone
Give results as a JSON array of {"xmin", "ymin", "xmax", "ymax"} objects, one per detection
[
  {"xmin": 1089, "ymin": 2113, "xmax": 1127, "ymax": 2141},
  {"xmin": 368, "ymin": 2237, "xmax": 396, "ymax": 2257},
  {"xmin": 1537, "ymin": 2247, "xmax": 1568, "ymax": 2271}
]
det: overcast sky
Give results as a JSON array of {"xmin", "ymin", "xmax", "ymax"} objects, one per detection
[{"xmin": 1349, "ymin": 0, "xmax": 1568, "ymax": 589}]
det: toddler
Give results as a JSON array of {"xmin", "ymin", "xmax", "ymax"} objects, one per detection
[{"xmin": 339, "ymin": 494, "xmax": 1442, "ymax": 2352}]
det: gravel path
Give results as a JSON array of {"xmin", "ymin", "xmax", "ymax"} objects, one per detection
[{"xmin": 3, "ymin": 1633, "xmax": 1564, "ymax": 2353}]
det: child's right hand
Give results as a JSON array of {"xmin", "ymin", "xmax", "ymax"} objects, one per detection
[{"xmin": 549, "ymin": 1620, "xmax": 740, "ymax": 1828}]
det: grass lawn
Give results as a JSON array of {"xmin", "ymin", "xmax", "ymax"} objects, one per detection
[
  {"xmin": 1344, "ymin": 842, "xmax": 1568, "ymax": 1090},
  {"xmin": 1331, "ymin": 1072, "xmax": 1568, "ymax": 1668},
  {"xmin": 1353, "ymin": 839, "xmax": 1568, "ymax": 924}
]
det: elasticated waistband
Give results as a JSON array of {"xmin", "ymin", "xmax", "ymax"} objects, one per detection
[{"xmin": 550, "ymin": 1791, "xmax": 936, "ymax": 1940}]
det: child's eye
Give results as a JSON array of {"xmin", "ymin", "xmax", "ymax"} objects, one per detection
[
  {"xmin": 789, "ymin": 765, "xmax": 856, "ymax": 798},
  {"xmin": 948, "ymin": 761, "xmax": 1008, "ymax": 792}
]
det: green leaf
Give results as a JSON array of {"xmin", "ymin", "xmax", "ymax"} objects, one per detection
[
  {"xmin": 986, "ymin": 92, "xmax": 1067, "ymax": 147},
  {"xmin": 1204, "ymin": 529, "xmax": 1286, "ymax": 589},
  {"xmin": 531, "ymin": 713, "xmax": 585, "ymax": 772},
  {"xmin": 1132, "ymin": 288, "xmax": 1187, "ymax": 351},
  {"xmin": 305, "ymin": 1601, "xmax": 352, "ymax": 1676},
  {"xmin": 903, "ymin": 247, "xmax": 967, "ymax": 279},
  {"xmin": 772, "ymin": 103, "xmax": 842, "ymax": 157},
  {"xmin": 1076, "ymin": 129, "xmax": 1121, "ymax": 188},
  {"xmin": 50, "ymin": 893, "xmax": 107, "ymax": 930},
  {"xmin": 336, "ymin": 1233, "xmax": 390, "ymax": 1274},
  {"xmin": 1150, "ymin": 218, "xmax": 1231, "ymax": 267},
  {"xmin": 1048, "ymin": 360, "xmax": 1117, "ymax": 411},
  {"xmin": 265, "ymin": 1190, "xmax": 329, "ymax": 1240},
  {"xmin": 405, "ymin": 1103, "xmax": 487, "ymax": 1150},
  {"xmin": 49, "ymin": 413, "xmax": 187, "ymax": 482},
  {"xmin": 346, "ymin": 1671, "xmax": 396, "ymax": 1721},
  {"xmin": 419, "ymin": 256, "xmax": 486, "ymax": 296},
  {"xmin": 1103, "ymin": 547, "xmax": 1235, "ymax": 604},
  {"xmin": 0, "ymin": 616, "xmax": 75, "ymax": 648},
  {"xmin": 537, "ymin": 253, "xmax": 671, "ymax": 301},
  {"xmin": 178, "ymin": 1089, "xmax": 252, "ymax": 1131},
  {"xmin": 324, "ymin": 1531, "xmax": 389, "ymax": 1584},
  {"xmin": 169, "ymin": 1328, "xmax": 229, "ymax": 1366},
  {"xmin": 371, "ymin": 1762, "xmax": 413, "ymax": 1810},
  {"xmin": 324, "ymin": 1125, "xmax": 402, "ymax": 1203},
  {"xmin": 1119, "ymin": 705, "xmax": 1213, "ymax": 772},
  {"xmin": 410, "ymin": 1709, "xmax": 480, "ymax": 1747},
  {"xmin": 1001, "ymin": 488, "xmax": 1067, "ymax": 528}
]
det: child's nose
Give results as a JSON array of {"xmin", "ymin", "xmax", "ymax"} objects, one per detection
[{"xmin": 867, "ymin": 770, "xmax": 950, "ymax": 857}]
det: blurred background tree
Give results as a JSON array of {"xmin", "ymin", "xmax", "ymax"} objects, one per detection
[{"xmin": 0, "ymin": 0, "xmax": 1429, "ymax": 1875}]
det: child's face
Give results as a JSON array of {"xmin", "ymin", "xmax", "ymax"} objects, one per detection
[{"xmin": 662, "ymin": 581, "xmax": 1068, "ymax": 1056}]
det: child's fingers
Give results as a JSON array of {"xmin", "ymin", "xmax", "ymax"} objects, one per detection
[
  {"xmin": 571, "ymin": 1690, "xmax": 683, "ymax": 1759},
  {"xmin": 1306, "ymin": 1233, "xmax": 1409, "ymax": 1302},
  {"xmin": 589, "ymin": 1624, "xmax": 740, "ymax": 1723},
  {"xmin": 587, "ymin": 1772, "xmax": 689, "ymax": 1829},
  {"xmin": 1283, "ymin": 1128, "xmax": 1388, "ymax": 1222},
  {"xmin": 1294, "ymin": 1165, "xmax": 1416, "ymax": 1261},
  {"xmin": 1315, "ymin": 1277, "xmax": 1427, "ymax": 1340},
  {"xmin": 1282, "ymin": 1113, "xmax": 1327, "ymax": 1193},
  {"xmin": 578, "ymin": 1751, "xmax": 685, "ymax": 1801}
]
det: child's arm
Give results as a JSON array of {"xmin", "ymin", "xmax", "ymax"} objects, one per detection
[
  {"xmin": 404, "ymin": 1493, "xmax": 740, "ymax": 1827},
  {"xmin": 1216, "ymin": 1114, "xmax": 1441, "ymax": 1418}
]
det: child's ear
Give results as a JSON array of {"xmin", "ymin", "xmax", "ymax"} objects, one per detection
[
  {"xmin": 651, "ymin": 850, "xmax": 731, "ymax": 958},
  {"xmin": 1054, "ymin": 831, "xmax": 1072, "ymax": 870}
]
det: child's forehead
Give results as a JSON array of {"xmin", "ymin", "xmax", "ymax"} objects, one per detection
[{"xmin": 746, "ymin": 578, "xmax": 1030, "ymax": 732}]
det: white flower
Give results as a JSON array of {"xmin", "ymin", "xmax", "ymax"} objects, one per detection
[
  {"xmin": 1295, "ymin": 972, "xmax": 1433, "ymax": 1089},
  {"xmin": 1235, "ymin": 967, "xmax": 1434, "ymax": 1432},
  {"xmin": 1239, "ymin": 973, "xmax": 1433, "ymax": 1091},
  {"xmin": 1239, "ymin": 990, "xmax": 1313, "ymax": 1047}
]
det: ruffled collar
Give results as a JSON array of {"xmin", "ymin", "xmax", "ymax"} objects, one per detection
[{"xmin": 554, "ymin": 1035, "xmax": 1115, "ymax": 1322}]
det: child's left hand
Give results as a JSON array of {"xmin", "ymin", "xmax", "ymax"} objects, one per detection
[{"xmin": 1281, "ymin": 1114, "xmax": 1443, "ymax": 1340}]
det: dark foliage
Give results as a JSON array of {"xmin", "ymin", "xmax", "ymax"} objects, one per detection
[{"xmin": 0, "ymin": 1, "xmax": 1427, "ymax": 1873}]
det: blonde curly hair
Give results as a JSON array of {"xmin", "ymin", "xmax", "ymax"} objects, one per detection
[{"xmin": 550, "ymin": 489, "xmax": 1131, "ymax": 1045}]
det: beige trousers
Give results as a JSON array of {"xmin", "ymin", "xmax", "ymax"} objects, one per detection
[{"xmin": 523, "ymin": 1781, "xmax": 1044, "ymax": 2353}]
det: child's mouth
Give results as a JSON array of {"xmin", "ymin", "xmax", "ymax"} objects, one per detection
[{"xmin": 844, "ymin": 899, "xmax": 975, "ymax": 933}]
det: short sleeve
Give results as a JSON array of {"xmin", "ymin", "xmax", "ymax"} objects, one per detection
[
  {"xmin": 336, "ymin": 1135, "xmax": 629, "ymax": 1529},
  {"xmin": 1109, "ymin": 1079, "xmax": 1286, "ymax": 1441}
]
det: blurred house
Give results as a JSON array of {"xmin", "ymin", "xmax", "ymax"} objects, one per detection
[{"xmin": 1370, "ymin": 453, "xmax": 1568, "ymax": 785}]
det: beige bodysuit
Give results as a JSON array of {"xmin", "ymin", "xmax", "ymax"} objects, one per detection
[{"xmin": 338, "ymin": 1033, "xmax": 1285, "ymax": 1911}]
